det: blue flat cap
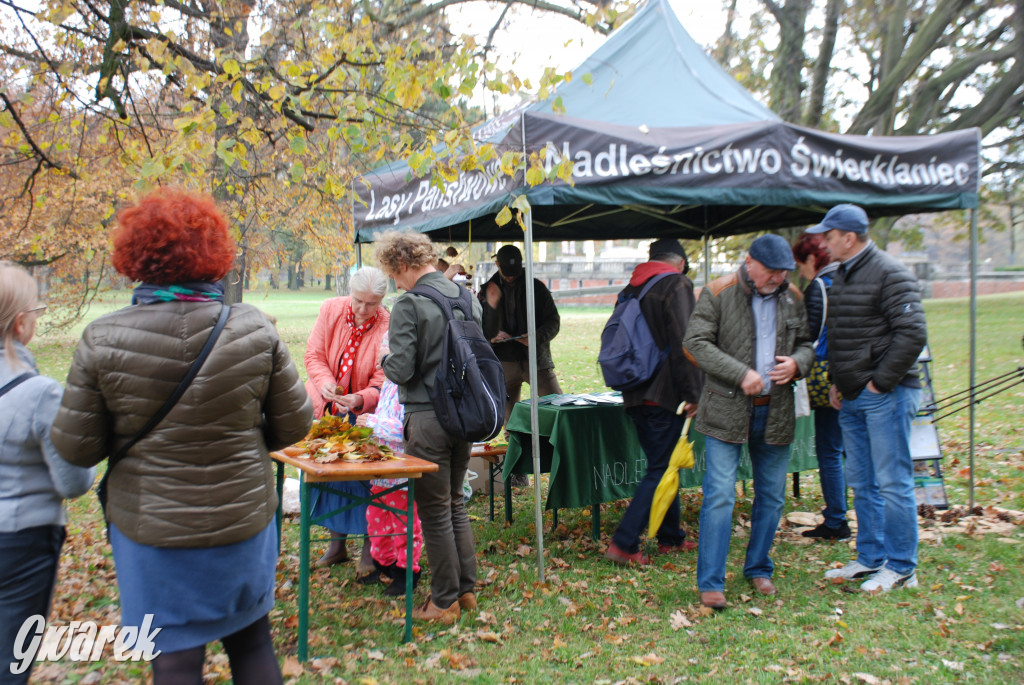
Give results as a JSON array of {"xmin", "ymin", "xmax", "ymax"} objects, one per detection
[
  {"xmin": 749, "ymin": 234, "xmax": 796, "ymax": 271},
  {"xmin": 807, "ymin": 204, "xmax": 869, "ymax": 234}
]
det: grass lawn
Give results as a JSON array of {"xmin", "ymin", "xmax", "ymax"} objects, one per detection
[{"xmin": 26, "ymin": 289, "xmax": 1024, "ymax": 684}]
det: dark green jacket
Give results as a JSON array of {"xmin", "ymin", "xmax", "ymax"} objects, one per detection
[
  {"xmin": 383, "ymin": 272, "xmax": 483, "ymax": 414},
  {"xmin": 683, "ymin": 267, "xmax": 815, "ymax": 445}
]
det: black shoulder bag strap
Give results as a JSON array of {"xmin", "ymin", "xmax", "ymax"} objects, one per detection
[
  {"xmin": 98, "ymin": 303, "xmax": 231, "ymax": 514},
  {"xmin": 0, "ymin": 372, "xmax": 34, "ymax": 399}
]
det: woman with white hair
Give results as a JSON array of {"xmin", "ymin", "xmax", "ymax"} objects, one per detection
[{"xmin": 304, "ymin": 266, "xmax": 391, "ymax": 568}]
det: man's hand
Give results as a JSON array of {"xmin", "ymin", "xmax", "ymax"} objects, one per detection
[
  {"xmin": 829, "ymin": 384, "xmax": 843, "ymax": 411},
  {"xmin": 685, "ymin": 403, "xmax": 698, "ymax": 418},
  {"xmin": 485, "ymin": 282, "xmax": 502, "ymax": 309},
  {"xmin": 768, "ymin": 356, "xmax": 798, "ymax": 385},
  {"xmin": 490, "ymin": 330, "xmax": 511, "ymax": 343},
  {"xmin": 740, "ymin": 369, "xmax": 764, "ymax": 396},
  {"xmin": 865, "ymin": 380, "xmax": 881, "ymax": 394}
]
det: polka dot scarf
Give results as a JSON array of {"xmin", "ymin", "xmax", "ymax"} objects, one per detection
[{"xmin": 337, "ymin": 304, "xmax": 377, "ymax": 392}]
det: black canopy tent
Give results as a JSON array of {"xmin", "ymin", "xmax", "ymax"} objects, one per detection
[{"xmin": 352, "ymin": 0, "xmax": 982, "ymax": 577}]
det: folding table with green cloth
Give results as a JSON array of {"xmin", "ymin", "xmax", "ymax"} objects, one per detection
[{"xmin": 503, "ymin": 397, "xmax": 818, "ymax": 540}]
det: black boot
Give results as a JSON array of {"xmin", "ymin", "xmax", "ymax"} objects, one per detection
[
  {"xmin": 357, "ymin": 559, "xmax": 388, "ymax": 585},
  {"xmin": 383, "ymin": 566, "xmax": 420, "ymax": 597}
]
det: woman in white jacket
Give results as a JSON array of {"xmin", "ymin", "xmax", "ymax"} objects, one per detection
[{"xmin": 0, "ymin": 262, "xmax": 95, "ymax": 685}]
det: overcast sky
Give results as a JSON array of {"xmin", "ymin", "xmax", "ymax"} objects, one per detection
[{"xmin": 447, "ymin": 0, "xmax": 758, "ymax": 116}]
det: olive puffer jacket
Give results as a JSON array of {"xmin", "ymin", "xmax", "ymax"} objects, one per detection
[
  {"xmin": 827, "ymin": 242, "xmax": 927, "ymax": 399},
  {"xmin": 52, "ymin": 301, "xmax": 312, "ymax": 548},
  {"xmin": 683, "ymin": 267, "xmax": 815, "ymax": 445}
]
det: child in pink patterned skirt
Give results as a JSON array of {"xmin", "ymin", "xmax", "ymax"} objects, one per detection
[{"xmin": 356, "ymin": 376, "xmax": 424, "ymax": 596}]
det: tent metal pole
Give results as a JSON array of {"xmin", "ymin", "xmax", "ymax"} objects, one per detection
[
  {"xmin": 968, "ymin": 208, "xmax": 977, "ymax": 509},
  {"xmin": 702, "ymin": 234, "xmax": 710, "ymax": 284},
  {"xmin": 522, "ymin": 115, "xmax": 546, "ymax": 582}
]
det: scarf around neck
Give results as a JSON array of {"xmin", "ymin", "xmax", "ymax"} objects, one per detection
[
  {"xmin": 337, "ymin": 303, "xmax": 378, "ymax": 392},
  {"xmin": 132, "ymin": 281, "xmax": 225, "ymax": 305}
]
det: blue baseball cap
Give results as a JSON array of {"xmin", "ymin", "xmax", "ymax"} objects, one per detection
[
  {"xmin": 807, "ymin": 204, "xmax": 869, "ymax": 234},
  {"xmin": 748, "ymin": 234, "xmax": 795, "ymax": 271}
]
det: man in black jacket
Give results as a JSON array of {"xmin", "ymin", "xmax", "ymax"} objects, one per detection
[
  {"xmin": 604, "ymin": 238, "xmax": 703, "ymax": 565},
  {"xmin": 479, "ymin": 245, "xmax": 563, "ymax": 425},
  {"xmin": 807, "ymin": 204, "xmax": 927, "ymax": 593}
]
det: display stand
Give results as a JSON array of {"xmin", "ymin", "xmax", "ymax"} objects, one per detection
[{"xmin": 911, "ymin": 345, "xmax": 949, "ymax": 509}]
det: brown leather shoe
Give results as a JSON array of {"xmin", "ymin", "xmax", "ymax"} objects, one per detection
[
  {"xmin": 700, "ymin": 591, "xmax": 727, "ymax": 610},
  {"xmin": 604, "ymin": 541, "xmax": 651, "ymax": 566},
  {"xmin": 314, "ymin": 541, "xmax": 349, "ymax": 568},
  {"xmin": 411, "ymin": 597, "xmax": 461, "ymax": 625},
  {"xmin": 458, "ymin": 592, "xmax": 478, "ymax": 611},
  {"xmin": 750, "ymin": 577, "xmax": 777, "ymax": 596}
]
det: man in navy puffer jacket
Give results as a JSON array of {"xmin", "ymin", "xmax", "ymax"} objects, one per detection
[{"xmin": 807, "ymin": 204, "xmax": 927, "ymax": 594}]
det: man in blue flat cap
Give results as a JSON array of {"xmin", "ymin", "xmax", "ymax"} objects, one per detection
[
  {"xmin": 683, "ymin": 234, "xmax": 815, "ymax": 610},
  {"xmin": 807, "ymin": 204, "xmax": 927, "ymax": 593}
]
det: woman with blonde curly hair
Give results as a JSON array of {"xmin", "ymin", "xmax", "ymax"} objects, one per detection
[
  {"xmin": 51, "ymin": 188, "xmax": 312, "ymax": 684},
  {"xmin": 375, "ymin": 230, "xmax": 482, "ymax": 624},
  {"xmin": 1, "ymin": 262, "xmax": 94, "ymax": 685}
]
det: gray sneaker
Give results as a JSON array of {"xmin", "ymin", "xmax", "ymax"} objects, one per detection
[
  {"xmin": 860, "ymin": 567, "xmax": 918, "ymax": 593},
  {"xmin": 824, "ymin": 560, "xmax": 882, "ymax": 580}
]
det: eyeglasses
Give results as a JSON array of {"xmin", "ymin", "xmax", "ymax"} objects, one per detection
[{"xmin": 23, "ymin": 304, "xmax": 47, "ymax": 315}]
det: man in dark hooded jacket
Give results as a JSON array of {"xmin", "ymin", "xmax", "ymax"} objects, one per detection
[
  {"xmin": 479, "ymin": 244, "xmax": 563, "ymax": 425},
  {"xmin": 604, "ymin": 238, "xmax": 704, "ymax": 566}
]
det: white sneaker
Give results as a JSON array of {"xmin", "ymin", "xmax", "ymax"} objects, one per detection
[
  {"xmin": 860, "ymin": 567, "xmax": 918, "ymax": 593},
  {"xmin": 824, "ymin": 560, "xmax": 882, "ymax": 580}
]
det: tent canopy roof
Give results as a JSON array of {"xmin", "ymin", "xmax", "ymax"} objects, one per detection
[{"xmin": 353, "ymin": 0, "xmax": 978, "ymax": 244}]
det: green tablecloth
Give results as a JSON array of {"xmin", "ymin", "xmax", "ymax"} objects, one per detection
[{"xmin": 504, "ymin": 398, "xmax": 817, "ymax": 511}]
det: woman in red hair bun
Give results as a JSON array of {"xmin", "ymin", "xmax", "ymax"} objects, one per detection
[
  {"xmin": 52, "ymin": 188, "xmax": 313, "ymax": 684},
  {"xmin": 792, "ymin": 232, "xmax": 850, "ymax": 541}
]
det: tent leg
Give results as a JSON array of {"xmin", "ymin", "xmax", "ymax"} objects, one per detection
[
  {"xmin": 522, "ymin": 202, "xmax": 546, "ymax": 583},
  {"xmin": 969, "ymin": 209, "xmax": 977, "ymax": 509},
  {"xmin": 702, "ymin": 235, "xmax": 711, "ymax": 284}
]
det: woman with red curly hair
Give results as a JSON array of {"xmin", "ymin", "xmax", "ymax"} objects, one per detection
[
  {"xmin": 792, "ymin": 232, "xmax": 850, "ymax": 541},
  {"xmin": 51, "ymin": 188, "xmax": 312, "ymax": 684}
]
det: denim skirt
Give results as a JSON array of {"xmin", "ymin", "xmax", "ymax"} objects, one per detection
[{"xmin": 109, "ymin": 521, "xmax": 277, "ymax": 653}]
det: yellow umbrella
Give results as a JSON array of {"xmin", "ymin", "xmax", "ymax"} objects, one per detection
[{"xmin": 648, "ymin": 404, "xmax": 694, "ymax": 539}]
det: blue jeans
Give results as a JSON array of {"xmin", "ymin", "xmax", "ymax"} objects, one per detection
[
  {"xmin": 611, "ymin": 406, "xmax": 686, "ymax": 553},
  {"xmin": 697, "ymin": 405, "xmax": 790, "ymax": 592},
  {"xmin": 840, "ymin": 385, "xmax": 921, "ymax": 575},
  {"xmin": 814, "ymin": 405, "xmax": 847, "ymax": 527}
]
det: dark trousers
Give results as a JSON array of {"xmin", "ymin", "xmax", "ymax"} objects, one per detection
[
  {"xmin": 611, "ymin": 405, "xmax": 686, "ymax": 553},
  {"xmin": 0, "ymin": 525, "xmax": 66, "ymax": 685},
  {"xmin": 403, "ymin": 411, "xmax": 476, "ymax": 608}
]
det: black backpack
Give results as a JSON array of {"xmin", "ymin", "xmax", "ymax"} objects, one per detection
[{"xmin": 409, "ymin": 283, "xmax": 506, "ymax": 442}]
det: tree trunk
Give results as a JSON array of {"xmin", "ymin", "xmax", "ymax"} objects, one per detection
[
  {"xmin": 805, "ymin": 0, "xmax": 843, "ymax": 128},
  {"xmin": 764, "ymin": 0, "xmax": 811, "ymax": 123}
]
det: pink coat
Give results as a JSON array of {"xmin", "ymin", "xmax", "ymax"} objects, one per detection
[{"xmin": 304, "ymin": 297, "xmax": 390, "ymax": 419}]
